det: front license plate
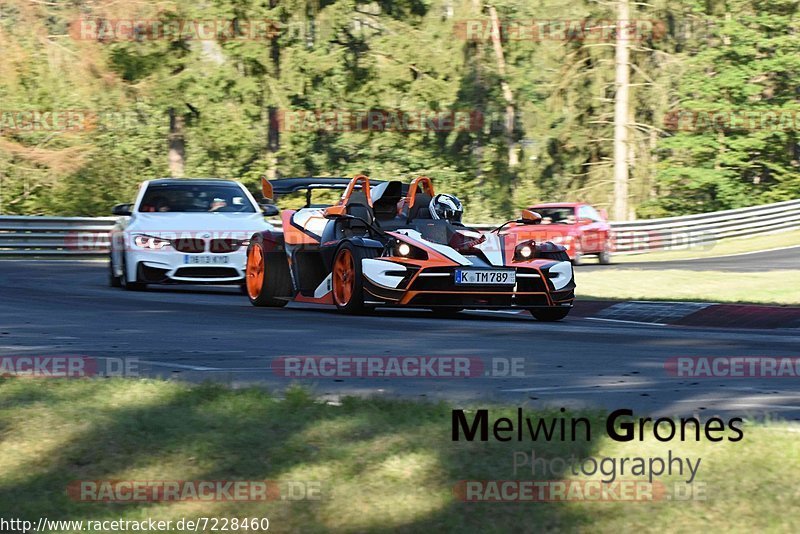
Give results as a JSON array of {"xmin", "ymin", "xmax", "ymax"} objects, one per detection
[
  {"xmin": 184, "ymin": 255, "xmax": 230, "ymax": 265},
  {"xmin": 455, "ymin": 269, "xmax": 516, "ymax": 285}
]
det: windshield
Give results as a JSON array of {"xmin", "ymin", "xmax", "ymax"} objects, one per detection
[
  {"xmin": 531, "ymin": 207, "xmax": 576, "ymax": 225},
  {"xmin": 138, "ymin": 183, "xmax": 256, "ymax": 213}
]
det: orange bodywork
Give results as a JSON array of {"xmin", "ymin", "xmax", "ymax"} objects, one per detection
[
  {"xmin": 282, "ymin": 210, "xmax": 322, "ymax": 245},
  {"xmin": 294, "ymin": 293, "xmax": 334, "ymax": 305}
]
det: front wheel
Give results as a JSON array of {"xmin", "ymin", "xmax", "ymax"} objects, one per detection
[
  {"xmin": 598, "ymin": 242, "xmax": 612, "ymax": 265},
  {"xmin": 332, "ymin": 242, "xmax": 377, "ymax": 314},
  {"xmin": 529, "ymin": 307, "xmax": 571, "ymax": 322},
  {"xmin": 246, "ymin": 241, "xmax": 291, "ymax": 307}
]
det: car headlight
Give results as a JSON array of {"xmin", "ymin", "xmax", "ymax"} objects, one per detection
[
  {"xmin": 514, "ymin": 240, "xmax": 535, "ymax": 261},
  {"xmin": 387, "ymin": 239, "xmax": 428, "ymax": 260},
  {"xmin": 133, "ymin": 234, "xmax": 172, "ymax": 250}
]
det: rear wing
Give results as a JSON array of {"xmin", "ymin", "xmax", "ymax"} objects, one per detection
[{"xmin": 261, "ymin": 176, "xmax": 383, "ymax": 207}]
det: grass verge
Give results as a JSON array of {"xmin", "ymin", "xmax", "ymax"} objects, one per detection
[
  {"xmin": 578, "ymin": 269, "xmax": 800, "ymax": 305},
  {"xmin": 613, "ymin": 228, "xmax": 800, "ymax": 264},
  {"xmin": 1, "ymin": 379, "xmax": 799, "ymax": 533}
]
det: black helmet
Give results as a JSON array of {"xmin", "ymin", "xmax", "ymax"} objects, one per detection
[{"xmin": 429, "ymin": 194, "xmax": 463, "ymax": 223}]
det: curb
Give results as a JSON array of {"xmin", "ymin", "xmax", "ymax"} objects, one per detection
[{"xmin": 571, "ymin": 300, "xmax": 800, "ymax": 329}]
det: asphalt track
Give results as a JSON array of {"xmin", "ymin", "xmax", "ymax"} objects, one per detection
[
  {"xmin": 0, "ymin": 261, "xmax": 798, "ymax": 419},
  {"xmin": 581, "ymin": 245, "xmax": 799, "ymax": 271}
]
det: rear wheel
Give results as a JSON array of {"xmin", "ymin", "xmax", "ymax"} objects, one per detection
[
  {"xmin": 246, "ymin": 241, "xmax": 290, "ymax": 307},
  {"xmin": 598, "ymin": 242, "xmax": 612, "ymax": 265},
  {"xmin": 529, "ymin": 307, "xmax": 571, "ymax": 322},
  {"xmin": 332, "ymin": 242, "xmax": 377, "ymax": 314}
]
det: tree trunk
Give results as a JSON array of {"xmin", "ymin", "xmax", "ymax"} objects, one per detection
[
  {"xmin": 471, "ymin": 0, "xmax": 485, "ymax": 188},
  {"xmin": 167, "ymin": 107, "xmax": 185, "ymax": 178},
  {"xmin": 266, "ymin": 0, "xmax": 281, "ymax": 180},
  {"xmin": 487, "ymin": 6, "xmax": 518, "ymax": 168},
  {"xmin": 612, "ymin": 0, "xmax": 630, "ymax": 220}
]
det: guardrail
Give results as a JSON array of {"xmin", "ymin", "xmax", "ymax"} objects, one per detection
[
  {"xmin": 1, "ymin": 199, "xmax": 798, "ymax": 257},
  {"xmin": 612, "ymin": 198, "xmax": 800, "ymax": 253},
  {"xmin": 0, "ymin": 216, "xmax": 118, "ymax": 257}
]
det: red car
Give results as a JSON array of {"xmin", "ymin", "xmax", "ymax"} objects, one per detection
[{"xmin": 508, "ymin": 203, "xmax": 613, "ymax": 264}]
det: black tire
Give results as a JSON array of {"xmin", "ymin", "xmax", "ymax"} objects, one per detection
[
  {"xmin": 120, "ymin": 253, "xmax": 147, "ymax": 291},
  {"xmin": 571, "ymin": 251, "xmax": 583, "ymax": 266},
  {"xmin": 109, "ymin": 252, "xmax": 121, "ymax": 287},
  {"xmin": 529, "ymin": 307, "xmax": 571, "ymax": 322},
  {"xmin": 246, "ymin": 241, "xmax": 291, "ymax": 307},
  {"xmin": 332, "ymin": 242, "xmax": 378, "ymax": 314},
  {"xmin": 598, "ymin": 247, "xmax": 611, "ymax": 265}
]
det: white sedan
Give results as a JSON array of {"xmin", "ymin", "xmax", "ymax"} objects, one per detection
[{"xmin": 109, "ymin": 178, "xmax": 275, "ymax": 290}]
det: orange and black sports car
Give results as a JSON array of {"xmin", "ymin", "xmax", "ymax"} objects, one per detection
[{"xmin": 244, "ymin": 175, "xmax": 575, "ymax": 321}]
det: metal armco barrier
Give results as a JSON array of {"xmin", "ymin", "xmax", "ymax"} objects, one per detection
[
  {"xmin": 1, "ymin": 198, "xmax": 798, "ymax": 257},
  {"xmin": 612, "ymin": 198, "xmax": 800, "ymax": 253},
  {"xmin": 0, "ymin": 216, "xmax": 118, "ymax": 257}
]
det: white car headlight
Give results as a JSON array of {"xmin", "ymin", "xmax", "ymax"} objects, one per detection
[{"xmin": 134, "ymin": 234, "xmax": 172, "ymax": 250}]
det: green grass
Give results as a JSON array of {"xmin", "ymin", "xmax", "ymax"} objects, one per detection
[
  {"xmin": 1, "ymin": 379, "xmax": 799, "ymax": 533},
  {"xmin": 613, "ymin": 228, "xmax": 800, "ymax": 263},
  {"xmin": 578, "ymin": 269, "xmax": 800, "ymax": 305}
]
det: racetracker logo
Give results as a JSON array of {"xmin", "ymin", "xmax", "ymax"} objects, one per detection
[
  {"xmin": 276, "ymin": 110, "xmax": 484, "ymax": 132},
  {"xmin": 0, "ymin": 110, "xmax": 95, "ymax": 132},
  {"xmin": 453, "ymin": 480, "xmax": 667, "ymax": 502},
  {"xmin": 664, "ymin": 109, "xmax": 800, "ymax": 132},
  {"xmin": 69, "ymin": 19, "xmax": 280, "ymax": 42},
  {"xmin": 666, "ymin": 356, "xmax": 800, "ymax": 378},
  {"xmin": 0, "ymin": 356, "xmax": 137, "ymax": 378},
  {"xmin": 454, "ymin": 19, "xmax": 665, "ymax": 41},
  {"xmin": 272, "ymin": 356, "xmax": 526, "ymax": 378},
  {"xmin": 66, "ymin": 230, "xmax": 252, "ymax": 253},
  {"xmin": 67, "ymin": 480, "xmax": 322, "ymax": 501}
]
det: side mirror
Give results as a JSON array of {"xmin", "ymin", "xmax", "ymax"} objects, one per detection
[
  {"xmin": 579, "ymin": 217, "xmax": 593, "ymax": 224},
  {"xmin": 323, "ymin": 205, "xmax": 346, "ymax": 219},
  {"xmin": 599, "ymin": 208, "xmax": 608, "ymax": 221},
  {"xmin": 260, "ymin": 203, "xmax": 280, "ymax": 217},
  {"xmin": 261, "ymin": 176, "xmax": 274, "ymax": 202},
  {"xmin": 112, "ymin": 203, "xmax": 132, "ymax": 216},
  {"xmin": 519, "ymin": 209, "xmax": 542, "ymax": 224}
]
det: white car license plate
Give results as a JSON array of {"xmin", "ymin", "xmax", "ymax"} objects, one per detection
[
  {"xmin": 455, "ymin": 269, "xmax": 515, "ymax": 285},
  {"xmin": 184, "ymin": 255, "xmax": 230, "ymax": 265}
]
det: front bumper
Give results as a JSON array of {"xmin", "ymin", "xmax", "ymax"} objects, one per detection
[
  {"xmin": 125, "ymin": 248, "xmax": 246, "ymax": 284},
  {"xmin": 360, "ymin": 259, "xmax": 575, "ymax": 309}
]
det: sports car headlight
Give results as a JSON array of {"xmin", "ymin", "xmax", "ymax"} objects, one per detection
[
  {"xmin": 388, "ymin": 239, "xmax": 428, "ymax": 260},
  {"xmin": 133, "ymin": 234, "xmax": 172, "ymax": 250},
  {"xmin": 514, "ymin": 240, "xmax": 536, "ymax": 261}
]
